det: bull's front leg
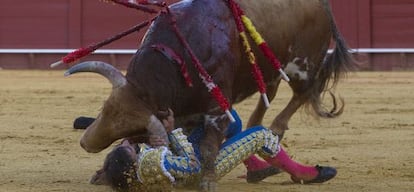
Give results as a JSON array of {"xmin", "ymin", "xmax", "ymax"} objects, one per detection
[
  {"xmin": 270, "ymin": 93, "xmax": 304, "ymax": 139},
  {"xmin": 247, "ymin": 80, "xmax": 281, "ymax": 128},
  {"xmin": 199, "ymin": 114, "xmax": 227, "ymax": 192}
]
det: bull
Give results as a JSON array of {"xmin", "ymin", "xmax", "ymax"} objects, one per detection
[{"xmin": 64, "ymin": 0, "xmax": 353, "ymax": 190}]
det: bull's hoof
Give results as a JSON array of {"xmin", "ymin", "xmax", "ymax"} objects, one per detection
[
  {"xmin": 73, "ymin": 116, "xmax": 95, "ymax": 129},
  {"xmin": 246, "ymin": 167, "xmax": 282, "ymax": 183},
  {"xmin": 199, "ymin": 179, "xmax": 217, "ymax": 192},
  {"xmin": 291, "ymin": 165, "xmax": 337, "ymax": 184}
]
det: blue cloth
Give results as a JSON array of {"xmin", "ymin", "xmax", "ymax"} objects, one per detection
[
  {"xmin": 220, "ymin": 126, "xmax": 265, "ymax": 149},
  {"xmin": 187, "ymin": 109, "xmax": 243, "ymax": 160},
  {"xmin": 224, "ymin": 109, "xmax": 242, "ymax": 138}
]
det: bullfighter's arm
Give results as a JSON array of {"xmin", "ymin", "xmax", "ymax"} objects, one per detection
[
  {"xmin": 136, "ymin": 128, "xmax": 201, "ymax": 186},
  {"xmin": 158, "ymin": 109, "xmax": 201, "ymax": 178},
  {"xmin": 165, "ymin": 128, "xmax": 201, "ymax": 175}
]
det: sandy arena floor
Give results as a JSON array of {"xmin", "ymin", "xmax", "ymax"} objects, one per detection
[{"xmin": 0, "ymin": 70, "xmax": 413, "ymax": 192}]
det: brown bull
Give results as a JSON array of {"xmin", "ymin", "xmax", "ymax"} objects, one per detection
[{"xmin": 64, "ymin": 0, "xmax": 352, "ymax": 190}]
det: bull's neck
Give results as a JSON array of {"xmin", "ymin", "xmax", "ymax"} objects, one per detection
[{"xmin": 123, "ymin": 81, "xmax": 160, "ymax": 113}]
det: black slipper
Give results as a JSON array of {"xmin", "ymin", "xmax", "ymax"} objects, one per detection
[
  {"xmin": 291, "ymin": 165, "xmax": 337, "ymax": 184},
  {"xmin": 73, "ymin": 116, "xmax": 95, "ymax": 129},
  {"xmin": 246, "ymin": 167, "xmax": 283, "ymax": 183}
]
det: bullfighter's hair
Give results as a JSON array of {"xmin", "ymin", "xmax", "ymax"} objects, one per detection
[{"xmin": 103, "ymin": 146, "xmax": 138, "ymax": 191}]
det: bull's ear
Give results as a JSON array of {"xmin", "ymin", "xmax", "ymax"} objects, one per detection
[{"xmin": 90, "ymin": 168, "xmax": 109, "ymax": 185}]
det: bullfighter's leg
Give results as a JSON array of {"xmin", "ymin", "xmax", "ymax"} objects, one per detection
[
  {"xmin": 263, "ymin": 147, "xmax": 337, "ymax": 184},
  {"xmin": 73, "ymin": 116, "xmax": 95, "ymax": 129},
  {"xmin": 242, "ymin": 155, "xmax": 282, "ymax": 183},
  {"xmin": 227, "ymin": 106, "xmax": 282, "ymax": 183},
  {"xmin": 215, "ymin": 126, "xmax": 336, "ymax": 183}
]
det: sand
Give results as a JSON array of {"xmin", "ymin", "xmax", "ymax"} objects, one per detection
[{"xmin": 0, "ymin": 70, "xmax": 413, "ymax": 192}]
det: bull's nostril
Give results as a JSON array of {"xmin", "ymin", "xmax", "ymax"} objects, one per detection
[
  {"xmin": 80, "ymin": 140, "xmax": 86, "ymax": 149},
  {"xmin": 79, "ymin": 140, "xmax": 103, "ymax": 153},
  {"xmin": 80, "ymin": 140, "xmax": 92, "ymax": 152}
]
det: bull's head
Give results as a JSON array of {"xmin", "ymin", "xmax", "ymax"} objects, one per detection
[{"xmin": 65, "ymin": 61, "xmax": 167, "ymax": 153}]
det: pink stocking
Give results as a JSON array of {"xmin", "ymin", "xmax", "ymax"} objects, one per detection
[
  {"xmin": 243, "ymin": 155, "xmax": 272, "ymax": 171},
  {"xmin": 264, "ymin": 147, "xmax": 318, "ymax": 181}
]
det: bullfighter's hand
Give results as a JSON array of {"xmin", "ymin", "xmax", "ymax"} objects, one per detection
[
  {"xmin": 156, "ymin": 108, "xmax": 170, "ymax": 120},
  {"xmin": 162, "ymin": 109, "xmax": 175, "ymax": 133},
  {"xmin": 148, "ymin": 135, "xmax": 168, "ymax": 147}
]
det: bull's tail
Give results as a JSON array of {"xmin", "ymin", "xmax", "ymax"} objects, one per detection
[{"xmin": 308, "ymin": 0, "xmax": 355, "ymax": 118}]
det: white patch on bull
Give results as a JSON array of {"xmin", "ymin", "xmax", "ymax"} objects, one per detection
[
  {"xmin": 284, "ymin": 57, "xmax": 309, "ymax": 81},
  {"xmin": 204, "ymin": 115, "xmax": 226, "ymax": 132},
  {"xmin": 204, "ymin": 115, "xmax": 219, "ymax": 131}
]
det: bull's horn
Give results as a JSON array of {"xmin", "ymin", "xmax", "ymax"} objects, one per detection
[{"xmin": 64, "ymin": 61, "xmax": 126, "ymax": 88}]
